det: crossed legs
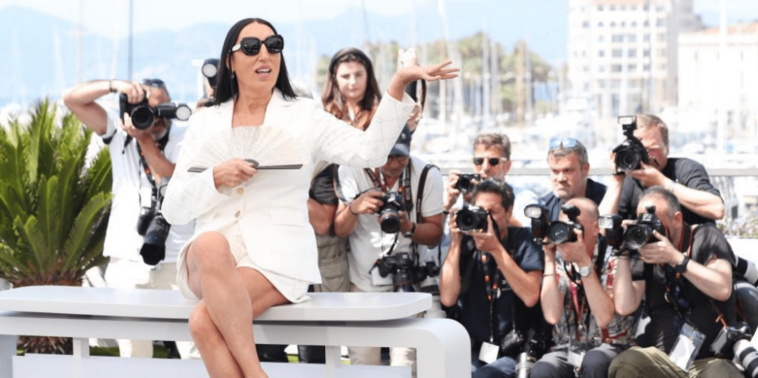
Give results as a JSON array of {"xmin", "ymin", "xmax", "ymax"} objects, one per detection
[{"xmin": 185, "ymin": 231, "xmax": 288, "ymax": 378}]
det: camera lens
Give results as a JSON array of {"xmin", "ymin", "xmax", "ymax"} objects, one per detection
[
  {"xmin": 617, "ymin": 150, "xmax": 640, "ymax": 171},
  {"xmin": 392, "ymin": 268, "xmax": 416, "ymax": 292},
  {"xmin": 131, "ymin": 106, "xmax": 155, "ymax": 130},
  {"xmin": 624, "ymin": 224, "xmax": 652, "ymax": 250},
  {"xmin": 379, "ymin": 211, "xmax": 401, "ymax": 233},
  {"xmin": 547, "ymin": 222, "xmax": 573, "ymax": 244},
  {"xmin": 456, "ymin": 177, "xmax": 472, "ymax": 192},
  {"xmin": 456, "ymin": 209, "xmax": 477, "ymax": 232}
]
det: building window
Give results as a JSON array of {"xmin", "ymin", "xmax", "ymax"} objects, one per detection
[
  {"xmin": 644, "ymin": 20, "xmax": 650, "ymax": 27},
  {"xmin": 598, "ymin": 21, "xmax": 604, "ymax": 27},
  {"xmin": 612, "ymin": 34, "xmax": 624, "ymax": 43},
  {"xmin": 598, "ymin": 35, "xmax": 604, "ymax": 42},
  {"xmin": 643, "ymin": 34, "xmax": 651, "ymax": 42},
  {"xmin": 658, "ymin": 33, "xmax": 666, "ymax": 42},
  {"xmin": 631, "ymin": 5, "xmax": 637, "ymax": 11},
  {"xmin": 619, "ymin": 5, "xmax": 626, "ymax": 11},
  {"xmin": 656, "ymin": 5, "xmax": 665, "ymax": 12},
  {"xmin": 628, "ymin": 64, "xmax": 637, "ymax": 72},
  {"xmin": 643, "ymin": 49, "xmax": 650, "ymax": 57},
  {"xmin": 582, "ymin": 21, "xmax": 590, "ymax": 28},
  {"xmin": 627, "ymin": 34, "xmax": 637, "ymax": 42},
  {"xmin": 598, "ymin": 50, "xmax": 605, "ymax": 57},
  {"xmin": 610, "ymin": 21, "xmax": 616, "ymax": 28},
  {"xmin": 621, "ymin": 21, "xmax": 626, "ymax": 27},
  {"xmin": 643, "ymin": 5, "xmax": 649, "ymax": 11},
  {"xmin": 628, "ymin": 49, "xmax": 637, "ymax": 57},
  {"xmin": 659, "ymin": 63, "xmax": 666, "ymax": 70},
  {"xmin": 598, "ymin": 80, "xmax": 606, "ymax": 89},
  {"xmin": 612, "ymin": 65, "xmax": 623, "ymax": 72},
  {"xmin": 612, "ymin": 49, "xmax": 623, "ymax": 58},
  {"xmin": 598, "ymin": 5, "xmax": 604, "ymax": 11},
  {"xmin": 643, "ymin": 64, "xmax": 650, "ymax": 71},
  {"xmin": 584, "ymin": 66, "xmax": 591, "ymax": 72},
  {"xmin": 657, "ymin": 18, "xmax": 665, "ymax": 27},
  {"xmin": 694, "ymin": 52, "xmax": 698, "ymax": 61},
  {"xmin": 611, "ymin": 79, "xmax": 621, "ymax": 88},
  {"xmin": 598, "ymin": 65, "xmax": 606, "ymax": 72},
  {"xmin": 659, "ymin": 48, "xmax": 666, "ymax": 57},
  {"xmin": 631, "ymin": 21, "xmax": 638, "ymax": 27}
]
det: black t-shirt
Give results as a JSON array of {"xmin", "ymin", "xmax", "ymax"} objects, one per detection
[
  {"xmin": 641, "ymin": 224, "xmax": 736, "ymax": 358},
  {"xmin": 618, "ymin": 157, "xmax": 722, "ymax": 225},
  {"xmin": 540, "ymin": 178, "xmax": 608, "ymax": 221},
  {"xmin": 309, "ymin": 163, "xmax": 339, "ymax": 206},
  {"xmin": 456, "ymin": 227, "xmax": 545, "ymax": 346}
]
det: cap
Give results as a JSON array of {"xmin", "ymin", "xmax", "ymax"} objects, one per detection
[{"xmin": 390, "ymin": 125, "xmax": 412, "ymax": 157}]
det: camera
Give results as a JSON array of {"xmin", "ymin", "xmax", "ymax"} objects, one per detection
[
  {"xmin": 546, "ymin": 204, "xmax": 583, "ymax": 244},
  {"xmin": 499, "ymin": 328, "xmax": 550, "ymax": 378},
  {"xmin": 119, "ymin": 94, "xmax": 192, "ymax": 130},
  {"xmin": 525, "ymin": 204, "xmax": 550, "ymax": 243},
  {"xmin": 612, "ymin": 115, "xmax": 649, "ymax": 173},
  {"xmin": 376, "ymin": 252, "xmax": 440, "ymax": 293},
  {"xmin": 455, "ymin": 205, "xmax": 489, "ymax": 232},
  {"xmin": 377, "ymin": 191, "xmax": 405, "ymax": 234},
  {"xmin": 623, "ymin": 205, "xmax": 665, "ymax": 251},
  {"xmin": 455, "ymin": 173, "xmax": 481, "ymax": 194},
  {"xmin": 136, "ymin": 195, "xmax": 171, "ymax": 266},
  {"xmin": 735, "ymin": 256, "xmax": 758, "ymax": 286},
  {"xmin": 599, "ymin": 214, "xmax": 624, "ymax": 253},
  {"xmin": 201, "ymin": 58, "xmax": 220, "ymax": 107},
  {"xmin": 710, "ymin": 322, "xmax": 758, "ymax": 377}
]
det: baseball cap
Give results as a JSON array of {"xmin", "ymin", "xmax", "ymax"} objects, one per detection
[{"xmin": 390, "ymin": 125, "xmax": 412, "ymax": 157}]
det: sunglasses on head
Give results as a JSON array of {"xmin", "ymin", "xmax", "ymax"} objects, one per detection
[
  {"xmin": 549, "ymin": 137, "xmax": 578, "ymax": 151},
  {"xmin": 230, "ymin": 35, "xmax": 285, "ymax": 56},
  {"xmin": 473, "ymin": 157, "xmax": 506, "ymax": 166}
]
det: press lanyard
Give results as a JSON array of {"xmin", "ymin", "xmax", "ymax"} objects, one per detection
[
  {"xmin": 564, "ymin": 243, "xmax": 606, "ymax": 342},
  {"xmin": 478, "ymin": 227, "xmax": 512, "ymax": 343},
  {"xmin": 135, "ymin": 133, "xmax": 169, "ymax": 203}
]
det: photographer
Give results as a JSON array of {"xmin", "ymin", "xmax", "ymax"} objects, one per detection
[
  {"xmin": 334, "ymin": 125, "xmax": 444, "ymax": 374},
  {"xmin": 62, "ymin": 78, "xmax": 196, "ymax": 359},
  {"xmin": 599, "ymin": 114, "xmax": 723, "ymax": 224},
  {"xmin": 609, "ymin": 187, "xmax": 741, "ymax": 378},
  {"xmin": 444, "ymin": 133, "xmax": 538, "ymax": 227},
  {"xmin": 532, "ymin": 198, "xmax": 633, "ymax": 378},
  {"xmin": 440, "ymin": 180, "xmax": 546, "ymax": 378},
  {"xmin": 541, "ymin": 137, "xmax": 607, "ymax": 221}
]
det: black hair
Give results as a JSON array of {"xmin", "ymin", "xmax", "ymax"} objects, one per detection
[
  {"xmin": 215, "ymin": 18, "xmax": 297, "ymax": 104},
  {"xmin": 472, "ymin": 179, "xmax": 515, "ymax": 211}
]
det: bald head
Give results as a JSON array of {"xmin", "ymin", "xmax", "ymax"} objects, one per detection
[{"xmin": 559, "ymin": 197, "xmax": 599, "ymax": 252}]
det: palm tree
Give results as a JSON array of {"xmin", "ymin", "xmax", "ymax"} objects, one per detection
[{"xmin": 0, "ymin": 100, "xmax": 112, "ymax": 353}]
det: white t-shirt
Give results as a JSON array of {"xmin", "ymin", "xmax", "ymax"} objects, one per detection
[
  {"xmin": 101, "ymin": 111, "xmax": 194, "ymax": 263},
  {"xmin": 337, "ymin": 156, "xmax": 444, "ymax": 292}
]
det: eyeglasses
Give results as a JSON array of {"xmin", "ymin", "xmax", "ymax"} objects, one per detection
[
  {"xmin": 549, "ymin": 137, "xmax": 578, "ymax": 151},
  {"xmin": 230, "ymin": 35, "xmax": 285, "ymax": 56},
  {"xmin": 473, "ymin": 157, "xmax": 506, "ymax": 166}
]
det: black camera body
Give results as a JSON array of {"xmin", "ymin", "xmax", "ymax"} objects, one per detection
[
  {"xmin": 119, "ymin": 94, "xmax": 192, "ymax": 130},
  {"xmin": 525, "ymin": 204, "xmax": 550, "ymax": 243},
  {"xmin": 710, "ymin": 322, "xmax": 758, "ymax": 377},
  {"xmin": 623, "ymin": 205, "xmax": 665, "ymax": 251},
  {"xmin": 136, "ymin": 196, "xmax": 171, "ymax": 266},
  {"xmin": 376, "ymin": 252, "xmax": 440, "ymax": 293},
  {"xmin": 599, "ymin": 214, "xmax": 626, "ymax": 255},
  {"xmin": 546, "ymin": 205, "xmax": 583, "ymax": 244},
  {"xmin": 499, "ymin": 328, "xmax": 550, "ymax": 378},
  {"xmin": 455, "ymin": 205, "xmax": 489, "ymax": 232},
  {"xmin": 456, "ymin": 173, "xmax": 481, "ymax": 194},
  {"xmin": 612, "ymin": 116, "xmax": 649, "ymax": 173},
  {"xmin": 378, "ymin": 191, "xmax": 405, "ymax": 234}
]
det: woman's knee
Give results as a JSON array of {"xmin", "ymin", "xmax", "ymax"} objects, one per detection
[
  {"xmin": 189, "ymin": 232, "xmax": 234, "ymax": 270},
  {"xmin": 188, "ymin": 302, "xmax": 217, "ymax": 343}
]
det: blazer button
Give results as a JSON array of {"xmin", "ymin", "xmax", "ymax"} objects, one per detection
[
  {"xmin": 235, "ymin": 211, "xmax": 241, "ymax": 218},
  {"xmin": 237, "ymin": 187, "xmax": 245, "ymax": 195}
]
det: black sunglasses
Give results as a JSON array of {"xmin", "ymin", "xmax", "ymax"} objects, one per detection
[
  {"xmin": 230, "ymin": 35, "xmax": 285, "ymax": 56},
  {"xmin": 473, "ymin": 157, "xmax": 506, "ymax": 166}
]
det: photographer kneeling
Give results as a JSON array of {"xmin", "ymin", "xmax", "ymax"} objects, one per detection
[
  {"xmin": 335, "ymin": 125, "xmax": 444, "ymax": 376},
  {"xmin": 440, "ymin": 180, "xmax": 548, "ymax": 378},
  {"xmin": 62, "ymin": 79, "xmax": 196, "ymax": 359},
  {"xmin": 531, "ymin": 199, "xmax": 634, "ymax": 378},
  {"xmin": 609, "ymin": 187, "xmax": 742, "ymax": 378}
]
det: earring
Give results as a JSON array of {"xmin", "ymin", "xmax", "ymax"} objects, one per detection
[{"xmin": 231, "ymin": 71, "xmax": 236, "ymax": 80}]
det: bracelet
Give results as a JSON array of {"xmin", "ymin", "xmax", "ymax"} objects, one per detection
[
  {"xmin": 108, "ymin": 80, "xmax": 116, "ymax": 93},
  {"xmin": 543, "ymin": 272, "xmax": 556, "ymax": 278}
]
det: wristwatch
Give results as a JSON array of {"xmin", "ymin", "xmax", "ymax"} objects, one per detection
[
  {"xmin": 578, "ymin": 265, "xmax": 592, "ymax": 278},
  {"xmin": 403, "ymin": 222, "xmax": 416, "ymax": 238},
  {"xmin": 675, "ymin": 255, "xmax": 690, "ymax": 274}
]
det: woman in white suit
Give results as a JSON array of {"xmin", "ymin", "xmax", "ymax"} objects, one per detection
[{"xmin": 162, "ymin": 18, "xmax": 457, "ymax": 378}]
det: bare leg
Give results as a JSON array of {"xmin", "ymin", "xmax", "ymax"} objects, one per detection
[{"xmin": 186, "ymin": 232, "xmax": 289, "ymax": 378}]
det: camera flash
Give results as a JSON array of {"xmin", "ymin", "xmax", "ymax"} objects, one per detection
[
  {"xmin": 524, "ymin": 205, "xmax": 546, "ymax": 219},
  {"xmin": 618, "ymin": 115, "xmax": 636, "ymax": 125}
]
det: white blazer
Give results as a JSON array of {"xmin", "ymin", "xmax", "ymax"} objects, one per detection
[{"xmin": 162, "ymin": 89, "xmax": 414, "ymax": 283}]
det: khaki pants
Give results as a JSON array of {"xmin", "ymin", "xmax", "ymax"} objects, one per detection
[
  {"xmin": 347, "ymin": 283, "xmax": 417, "ymax": 377},
  {"xmin": 105, "ymin": 258, "xmax": 200, "ymax": 359},
  {"xmin": 609, "ymin": 346, "xmax": 743, "ymax": 378},
  {"xmin": 312, "ymin": 234, "xmax": 350, "ymax": 293}
]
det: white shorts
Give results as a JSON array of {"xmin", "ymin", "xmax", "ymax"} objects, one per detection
[{"xmin": 176, "ymin": 223, "xmax": 310, "ymax": 304}]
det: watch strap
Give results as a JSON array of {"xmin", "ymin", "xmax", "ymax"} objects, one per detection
[{"xmin": 675, "ymin": 255, "xmax": 690, "ymax": 274}]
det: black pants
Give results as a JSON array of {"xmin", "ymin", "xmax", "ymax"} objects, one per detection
[{"xmin": 531, "ymin": 343, "xmax": 627, "ymax": 378}]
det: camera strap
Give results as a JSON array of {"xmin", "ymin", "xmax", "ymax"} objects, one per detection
[
  {"xmin": 662, "ymin": 225, "xmax": 695, "ymax": 320},
  {"xmin": 564, "ymin": 239, "xmax": 607, "ymax": 342},
  {"xmin": 136, "ymin": 132, "xmax": 170, "ymax": 204},
  {"xmin": 363, "ymin": 165, "xmax": 413, "ymax": 214},
  {"xmin": 477, "ymin": 233, "xmax": 515, "ymax": 342}
]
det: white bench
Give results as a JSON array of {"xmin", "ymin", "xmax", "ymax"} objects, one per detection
[{"xmin": 0, "ymin": 286, "xmax": 470, "ymax": 378}]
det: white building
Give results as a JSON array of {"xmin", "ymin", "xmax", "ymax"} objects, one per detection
[
  {"xmin": 567, "ymin": 0, "xmax": 699, "ymax": 120},
  {"xmin": 679, "ymin": 23, "xmax": 758, "ymax": 151}
]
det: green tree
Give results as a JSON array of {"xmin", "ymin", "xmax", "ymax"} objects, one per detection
[{"xmin": 0, "ymin": 100, "xmax": 112, "ymax": 353}]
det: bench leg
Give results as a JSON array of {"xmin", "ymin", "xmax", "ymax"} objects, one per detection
[
  {"xmin": 0, "ymin": 335, "xmax": 16, "ymax": 378},
  {"xmin": 324, "ymin": 345, "xmax": 341, "ymax": 378}
]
